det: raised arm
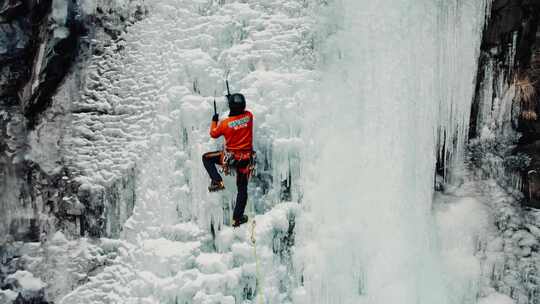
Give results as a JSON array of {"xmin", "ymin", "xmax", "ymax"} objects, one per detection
[{"xmin": 209, "ymin": 117, "xmax": 223, "ymax": 138}]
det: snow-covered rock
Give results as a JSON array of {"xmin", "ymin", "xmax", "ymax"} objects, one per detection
[{"xmin": 0, "ymin": 0, "xmax": 148, "ymax": 245}]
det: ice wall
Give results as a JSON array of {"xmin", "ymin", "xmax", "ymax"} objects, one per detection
[
  {"xmin": 296, "ymin": 1, "xmax": 488, "ymax": 303},
  {"xmin": 48, "ymin": 0, "xmax": 319, "ymax": 303}
]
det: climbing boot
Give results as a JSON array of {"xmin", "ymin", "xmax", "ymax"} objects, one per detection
[
  {"xmin": 232, "ymin": 215, "xmax": 248, "ymax": 228},
  {"xmin": 208, "ymin": 180, "xmax": 225, "ymax": 192}
]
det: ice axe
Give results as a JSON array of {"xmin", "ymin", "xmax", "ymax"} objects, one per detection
[
  {"xmin": 226, "ymin": 80, "xmax": 231, "ymax": 100},
  {"xmin": 213, "ymin": 90, "xmax": 217, "ymax": 116}
]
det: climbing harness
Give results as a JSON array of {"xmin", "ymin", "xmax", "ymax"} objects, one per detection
[
  {"xmin": 220, "ymin": 150, "xmax": 257, "ymax": 178},
  {"xmin": 250, "ymin": 218, "xmax": 265, "ymax": 304}
]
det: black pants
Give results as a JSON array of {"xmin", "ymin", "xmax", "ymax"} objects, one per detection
[{"xmin": 202, "ymin": 151, "xmax": 249, "ymax": 221}]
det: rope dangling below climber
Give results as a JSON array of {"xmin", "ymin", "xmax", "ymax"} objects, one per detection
[{"xmin": 250, "ymin": 219, "xmax": 265, "ymax": 304}]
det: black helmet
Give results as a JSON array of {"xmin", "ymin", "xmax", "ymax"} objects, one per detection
[{"xmin": 228, "ymin": 93, "xmax": 246, "ymax": 114}]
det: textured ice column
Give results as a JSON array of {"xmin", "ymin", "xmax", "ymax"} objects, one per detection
[
  {"xmin": 436, "ymin": 1, "xmax": 491, "ymax": 176},
  {"xmin": 299, "ymin": 1, "xmax": 487, "ymax": 303}
]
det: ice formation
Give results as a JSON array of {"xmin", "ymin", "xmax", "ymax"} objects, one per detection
[
  {"xmin": 296, "ymin": 1, "xmax": 488, "ymax": 304},
  {"xmin": 51, "ymin": 0, "xmax": 317, "ymax": 303},
  {"xmin": 7, "ymin": 0, "xmax": 539, "ymax": 303}
]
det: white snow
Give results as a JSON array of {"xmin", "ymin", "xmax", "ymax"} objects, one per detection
[
  {"xmin": 477, "ymin": 293, "xmax": 515, "ymax": 304},
  {"xmin": 51, "ymin": 231, "xmax": 68, "ymax": 244},
  {"xmin": 139, "ymin": 238, "xmax": 200, "ymax": 276},
  {"xmin": 51, "ymin": 0, "xmax": 68, "ymax": 25},
  {"xmin": 6, "ymin": 271, "xmax": 46, "ymax": 291},
  {"xmin": 80, "ymin": 0, "xmax": 97, "ymax": 14},
  {"xmin": 434, "ymin": 186, "xmax": 491, "ymax": 303},
  {"xmin": 0, "ymin": 289, "xmax": 18, "ymax": 303},
  {"xmin": 53, "ymin": 27, "xmax": 70, "ymax": 39},
  {"xmin": 195, "ymin": 253, "xmax": 231, "ymax": 274}
]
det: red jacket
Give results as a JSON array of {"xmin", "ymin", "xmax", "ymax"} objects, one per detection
[{"xmin": 210, "ymin": 111, "xmax": 253, "ymax": 159}]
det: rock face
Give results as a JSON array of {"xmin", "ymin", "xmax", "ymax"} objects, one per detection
[
  {"xmin": 470, "ymin": 0, "xmax": 540, "ymax": 207},
  {"xmin": 0, "ymin": 1, "xmax": 145, "ymax": 244},
  {"xmin": 1, "ymin": 1, "xmax": 147, "ymax": 302},
  {"xmin": 469, "ymin": 1, "xmax": 540, "ymax": 303},
  {"xmin": 1, "ymin": 1, "xmax": 53, "ymax": 243}
]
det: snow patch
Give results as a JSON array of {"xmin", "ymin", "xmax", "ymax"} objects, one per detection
[
  {"xmin": 195, "ymin": 253, "xmax": 231, "ymax": 274},
  {"xmin": 0, "ymin": 289, "xmax": 18, "ymax": 304},
  {"xmin": 80, "ymin": 0, "xmax": 97, "ymax": 14},
  {"xmin": 435, "ymin": 194, "xmax": 491, "ymax": 302},
  {"xmin": 51, "ymin": 0, "xmax": 68, "ymax": 24},
  {"xmin": 6, "ymin": 271, "xmax": 46, "ymax": 291},
  {"xmin": 477, "ymin": 293, "xmax": 515, "ymax": 304}
]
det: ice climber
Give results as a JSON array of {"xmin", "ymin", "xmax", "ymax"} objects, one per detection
[{"xmin": 202, "ymin": 92, "xmax": 254, "ymax": 227}]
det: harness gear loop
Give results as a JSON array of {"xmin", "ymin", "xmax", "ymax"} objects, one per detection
[
  {"xmin": 221, "ymin": 151, "xmax": 235, "ymax": 176},
  {"xmin": 246, "ymin": 151, "xmax": 257, "ymax": 178}
]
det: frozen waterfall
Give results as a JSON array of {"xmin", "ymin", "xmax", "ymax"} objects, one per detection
[
  {"xmin": 27, "ymin": 0, "xmax": 495, "ymax": 303},
  {"xmin": 297, "ymin": 1, "xmax": 488, "ymax": 304}
]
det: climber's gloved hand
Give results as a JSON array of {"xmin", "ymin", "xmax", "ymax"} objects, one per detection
[{"xmin": 212, "ymin": 113, "xmax": 219, "ymax": 122}]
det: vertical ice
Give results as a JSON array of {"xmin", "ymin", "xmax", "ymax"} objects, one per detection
[{"xmin": 298, "ymin": 1, "xmax": 488, "ymax": 303}]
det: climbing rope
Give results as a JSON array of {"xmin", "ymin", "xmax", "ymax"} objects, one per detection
[{"xmin": 250, "ymin": 218, "xmax": 265, "ymax": 304}]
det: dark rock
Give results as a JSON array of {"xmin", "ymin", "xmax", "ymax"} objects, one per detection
[
  {"xmin": 523, "ymin": 170, "xmax": 540, "ymax": 208},
  {"xmin": 0, "ymin": 1, "xmax": 49, "ymax": 101},
  {"xmin": 470, "ymin": 0, "xmax": 540, "ymax": 137},
  {"xmin": 78, "ymin": 169, "xmax": 136, "ymax": 238},
  {"xmin": 470, "ymin": 0, "xmax": 540, "ymax": 208},
  {"xmin": 469, "ymin": 1, "xmax": 540, "ymax": 300},
  {"xmin": 0, "ymin": 1, "xmax": 146, "ymax": 244},
  {"xmin": 13, "ymin": 293, "xmax": 50, "ymax": 304}
]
